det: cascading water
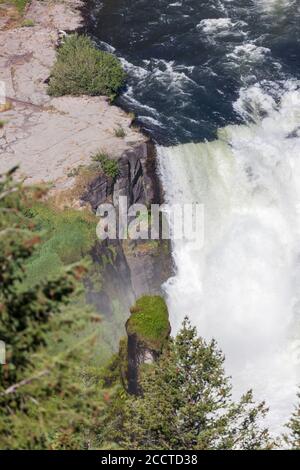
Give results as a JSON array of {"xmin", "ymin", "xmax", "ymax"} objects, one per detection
[
  {"xmin": 87, "ymin": 0, "xmax": 300, "ymax": 433},
  {"xmin": 158, "ymin": 82, "xmax": 300, "ymax": 433}
]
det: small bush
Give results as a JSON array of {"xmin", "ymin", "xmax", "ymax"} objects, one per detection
[
  {"xmin": 67, "ymin": 165, "xmax": 84, "ymax": 178},
  {"xmin": 0, "ymin": 120, "xmax": 6, "ymax": 129},
  {"xmin": 91, "ymin": 151, "xmax": 119, "ymax": 180},
  {"xmin": 0, "ymin": 101, "xmax": 12, "ymax": 112},
  {"xmin": 114, "ymin": 126, "xmax": 126, "ymax": 138},
  {"xmin": 48, "ymin": 34, "xmax": 126, "ymax": 100},
  {"xmin": 21, "ymin": 18, "xmax": 35, "ymax": 27}
]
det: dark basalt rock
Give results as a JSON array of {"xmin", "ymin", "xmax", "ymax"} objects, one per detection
[
  {"xmin": 82, "ymin": 141, "xmax": 173, "ymax": 352},
  {"xmin": 81, "ymin": 173, "xmax": 114, "ymax": 212},
  {"xmin": 81, "ymin": 142, "xmax": 162, "ymax": 211},
  {"xmin": 86, "ymin": 239, "xmax": 135, "ymax": 318}
]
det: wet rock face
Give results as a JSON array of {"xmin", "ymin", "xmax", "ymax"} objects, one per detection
[
  {"xmin": 87, "ymin": 239, "xmax": 135, "ymax": 319},
  {"xmin": 113, "ymin": 142, "xmax": 159, "ymax": 207},
  {"xmin": 123, "ymin": 239, "xmax": 172, "ymax": 298},
  {"xmin": 81, "ymin": 141, "xmax": 172, "ymax": 303},
  {"xmin": 81, "ymin": 172, "xmax": 114, "ymax": 212}
]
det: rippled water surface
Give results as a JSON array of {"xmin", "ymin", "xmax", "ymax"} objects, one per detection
[{"xmin": 86, "ymin": 0, "xmax": 300, "ymax": 144}]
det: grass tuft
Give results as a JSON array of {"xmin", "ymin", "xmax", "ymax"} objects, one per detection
[
  {"xmin": 21, "ymin": 18, "xmax": 35, "ymax": 27},
  {"xmin": 114, "ymin": 126, "xmax": 126, "ymax": 138}
]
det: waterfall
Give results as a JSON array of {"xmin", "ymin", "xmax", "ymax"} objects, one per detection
[
  {"xmin": 88, "ymin": 0, "xmax": 300, "ymax": 435},
  {"xmin": 158, "ymin": 82, "xmax": 300, "ymax": 433}
]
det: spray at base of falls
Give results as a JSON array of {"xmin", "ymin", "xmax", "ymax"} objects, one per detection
[{"xmin": 157, "ymin": 82, "xmax": 300, "ymax": 434}]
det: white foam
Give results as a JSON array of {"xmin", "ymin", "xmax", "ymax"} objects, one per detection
[
  {"xmin": 197, "ymin": 18, "xmax": 235, "ymax": 33},
  {"xmin": 227, "ymin": 43, "xmax": 271, "ymax": 62}
]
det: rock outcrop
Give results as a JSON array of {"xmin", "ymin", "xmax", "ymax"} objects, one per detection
[
  {"xmin": 125, "ymin": 295, "xmax": 171, "ymax": 395},
  {"xmin": 0, "ymin": 0, "xmax": 145, "ymax": 187},
  {"xmin": 81, "ymin": 142, "xmax": 173, "ymax": 304},
  {"xmin": 81, "ymin": 142, "xmax": 159, "ymax": 210}
]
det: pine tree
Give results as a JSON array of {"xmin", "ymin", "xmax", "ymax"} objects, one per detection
[
  {"xmin": 101, "ymin": 318, "xmax": 274, "ymax": 450},
  {"xmin": 0, "ymin": 170, "xmax": 106, "ymax": 449},
  {"xmin": 285, "ymin": 391, "xmax": 300, "ymax": 450},
  {"xmin": 0, "ymin": 169, "xmax": 77, "ymax": 388}
]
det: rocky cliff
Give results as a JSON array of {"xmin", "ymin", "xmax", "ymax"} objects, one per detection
[{"xmin": 81, "ymin": 142, "xmax": 173, "ymax": 335}]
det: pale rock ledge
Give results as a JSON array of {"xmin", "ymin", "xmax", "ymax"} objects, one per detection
[{"xmin": 0, "ymin": 0, "xmax": 145, "ymax": 188}]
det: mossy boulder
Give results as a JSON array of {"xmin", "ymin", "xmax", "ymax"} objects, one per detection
[
  {"xmin": 126, "ymin": 296, "xmax": 170, "ymax": 395},
  {"xmin": 127, "ymin": 295, "xmax": 170, "ymax": 352}
]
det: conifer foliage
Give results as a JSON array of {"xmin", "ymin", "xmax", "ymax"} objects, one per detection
[
  {"xmin": 0, "ymin": 170, "xmax": 103, "ymax": 449},
  {"xmin": 100, "ymin": 319, "xmax": 274, "ymax": 450}
]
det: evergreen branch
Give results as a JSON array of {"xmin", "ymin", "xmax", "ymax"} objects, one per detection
[{"xmin": 1, "ymin": 369, "xmax": 50, "ymax": 395}]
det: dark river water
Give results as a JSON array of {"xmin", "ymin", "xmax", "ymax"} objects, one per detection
[{"xmin": 85, "ymin": 0, "xmax": 300, "ymax": 145}]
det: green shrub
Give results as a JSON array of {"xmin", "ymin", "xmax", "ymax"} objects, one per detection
[
  {"xmin": 4, "ymin": 0, "xmax": 30, "ymax": 14},
  {"xmin": 21, "ymin": 18, "xmax": 35, "ymax": 27},
  {"xmin": 91, "ymin": 151, "xmax": 119, "ymax": 180},
  {"xmin": 48, "ymin": 34, "xmax": 126, "ymax": 100},
  {"xmin": 114, "ymin": 126, "xmax": 126, "ymax": 138}
]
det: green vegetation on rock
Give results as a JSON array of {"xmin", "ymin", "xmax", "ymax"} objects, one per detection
[
  {"xmin": 24, "ymin": 202, "xmax": 97, "ymax": 284},
  {"xmin": 114, "ymin": 126, "xmax": 126, "ymax": 138},
  {"xmin": 91, "ymin": 151, "xmax": 119, "ymax": 180},
  {"xmin": 127, "ymin": 296, "xmax": 170, "ymax": 351},
  {"xmin": 21, "ymin": 18, "xmax": 35, "ymax": 27},
  {"xmin": 0, "ymin": 0, "xmax": 29, "ymax": 14},
  {"xmin": 48, "ymin": 34, "xmax": 125, "ymax": 100},
  {"xmin": 13, "ymin": 0, "xmax": 28, "ymax": 13}
]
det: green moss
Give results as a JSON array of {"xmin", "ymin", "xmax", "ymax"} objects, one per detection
[
  {"xmin": 48, "ymin": 34, "xmax": 125, "ymax": 100},
  {"xmin": 127, "ymin": 296, "xmax": 170, "ymax": 351},
  {"xmin": 1, "ymin": 0, "xmax": 29, "ymax": 14}
]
